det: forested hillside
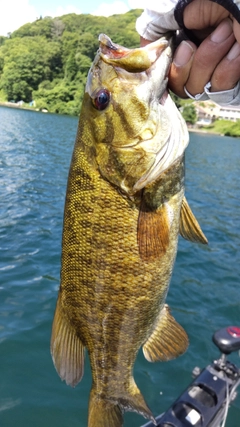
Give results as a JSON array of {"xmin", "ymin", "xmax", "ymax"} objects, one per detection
[{"xmin": 0, "ymin": 10, "xmax": 142, "ymax": 115}]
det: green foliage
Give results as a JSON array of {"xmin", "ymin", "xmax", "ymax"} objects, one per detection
[
  {"xmin": 181, "ymin": 104, "xmax": 197, "ymax": 125},
  {"xmin": 33, "ymin": 80, "xmax": 83, "ymax": 115},
  {"xmin": 170, "ymin": 92, "xmax": 183, "ymax": 109},
  {"xmin": 0, "ymin": 35, "xmax": 63, "ymax": 102},
  {"xmin": 11, "ymin": 17, "xmax": 54, "ymax": 39},
  {"xmin": 0, "ymin": 88, "xmax": 7, "ymax": 101},
  {"xmin": 0, "ymin": 36, "xmax": 6, "ymax": 47},
  {"xmin": 0, "ymin": 10, "xmax": 142, "ymax": 113},
  {"xmin": 205, "ymin": 119, "xmax": 240, "ymax": 137}
]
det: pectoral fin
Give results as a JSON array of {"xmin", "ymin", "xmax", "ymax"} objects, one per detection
[
  {"xmin": 137, "ymin": 192, "xmax": 170, "ymax": 262},
  {"xmin": 180, "ymin": 196, "xmax": 208, "ymax": 244},
  {"xmin": 51, "ymin": 298, "xmax": 85, "ymax": 387},
  {"xmin": 143, "ymin": 304, "xmax": 188, "ymax": 362}
]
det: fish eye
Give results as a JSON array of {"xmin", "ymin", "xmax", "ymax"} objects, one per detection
[{"xmin": 92, "ymin": 89, "xmax": 110, "ymax": 111}]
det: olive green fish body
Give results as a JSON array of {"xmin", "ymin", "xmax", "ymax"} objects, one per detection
[{"xmin": 51, "ymin": 34, "xmax": 207, "ymax": 427}]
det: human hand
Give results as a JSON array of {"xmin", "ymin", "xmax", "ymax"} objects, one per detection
[
  {"xmin": 141, "ymin": 0, "xmax": 240, "ymax": 99},
  {"xmin": 169, "ymin": 0, "xmax": 240, "ymax": 98}
]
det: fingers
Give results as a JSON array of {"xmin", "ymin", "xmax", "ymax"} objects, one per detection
[
  {"xmin": 185, "ymin": 19, "xmax": 235, "ymax": 95},
  {"xmin": 183, "ymin": 0, "xmax": 229, "ymax": 31},
  {"xmin": 169, "ymin": 19, "xmax": 238, "ymax": 98},
  {"xmin": 168, "ymin": 41, "xmax": 197, "ymax": 98},
  {"xmin": 141, "ymin": 15, "xmax": 240, "ymax": 101},
  {"xmin": 210, "ymin": 41, "xmax": 240, "ymax": 92}
]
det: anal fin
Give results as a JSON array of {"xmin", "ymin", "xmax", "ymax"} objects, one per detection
[
  {"xmin": 51, "ymin": 298, "xmax": 85, "ymax": 387},
  {"xmin": 180, "ymin": 196, "xmax": 208, "ymax": 244},
  {"xmin": 143, "ymin": 304, "xmax": 188, "ymax": 362},
  {"xmin": 137, "ymin": 192, "xmax": 170, "ymax": 261}
]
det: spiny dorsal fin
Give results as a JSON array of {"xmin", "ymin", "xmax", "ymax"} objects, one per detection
[
  {"xmin": 143, "ymin": 304, "xmax": 188, "ymax": 362},
  {"xmin": 180, "ymin": 196, "xmax": 208, "ymax": 244},
  {"xmin": 137, "ymin": 192, "xmax": 170, "ymax": 261},
  {"xmin": 51, "ymin": 298, "xmax": 85, "ymax": 387}
]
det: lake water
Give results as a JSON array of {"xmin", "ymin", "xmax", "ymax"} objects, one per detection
[{"xmin": 0, "ymin": 105, "xmax": 239, "ymax": 427}]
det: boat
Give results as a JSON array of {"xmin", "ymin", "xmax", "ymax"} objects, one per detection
[{"xmin": 141, "ymin": 326, "xmax": 240, "ymax": 427}]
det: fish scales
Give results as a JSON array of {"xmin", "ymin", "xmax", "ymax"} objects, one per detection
[
  {"xmin": 62, "ymin": 150, "xmax": 183, "ymax": 388},
  {"xmin": 51, "ymin": 34, "xmax": 207, "ymax": 427}
]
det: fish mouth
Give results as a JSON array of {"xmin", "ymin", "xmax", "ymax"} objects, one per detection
[
  {"xmin": 98, "ymin": 33, "xmax": 172, "ymax": 118},
  {"xmin": 97, "ymin": 33, "xmax": 172, "ymax": 145},
  {"xmin": 98, "ymin": 33, "xmax": 170, "ymax": 73},
  {"xmin": 96, "ymin": 35, "xmax": 188, "ymax": 193}
]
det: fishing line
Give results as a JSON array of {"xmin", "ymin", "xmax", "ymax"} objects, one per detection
[
  {"xmin": 220, "ymin": 375, "xmax": 230, "ymax": 427},
  {"xmin": 220, "ymin": 374, "xmax": 240, "ymax": 427}
]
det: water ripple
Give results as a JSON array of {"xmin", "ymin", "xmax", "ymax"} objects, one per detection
[{"xmin": 0, "ymin": 107, "xmax": 239, "ymax": 427}]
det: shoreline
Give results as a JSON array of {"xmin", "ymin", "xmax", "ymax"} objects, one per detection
[
  {"xmin": 0, "ymin": 101, "xmax": 37, "ymax": 112},
  {"xmin": 0, "ymin": 101, "xmax": 230, "ymax": 137},
  {"xmin": 188, "ymin": 127, "xmax": 223, "ymax": 136}
]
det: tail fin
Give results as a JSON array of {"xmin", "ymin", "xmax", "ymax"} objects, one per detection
[
  {"xmin": 88, "ymin": 383, "xmax": 157, "ymax": 427},
  {"xmin": 88, "ymin": 389, "xmax": 123, "ymax": 427}
]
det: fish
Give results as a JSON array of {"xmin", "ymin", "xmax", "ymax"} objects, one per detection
[{"xmin": 51, "ymin": 33, "xmax": 208, "ymax": 427}]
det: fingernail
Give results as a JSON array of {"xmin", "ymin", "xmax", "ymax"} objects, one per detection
[
  {"xmin": 227, "ymin": 42, "xmax": 240, "ymax": 60},
  {"xmin": 211, "ymin": 19, "xmax": 233, "ymax": 43},
  {"xmin": 173, "ymin": 41, "xmax": 194, "ymax": 67}
]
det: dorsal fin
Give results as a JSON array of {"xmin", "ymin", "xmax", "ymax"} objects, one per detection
[
  {"xmin": 137, "ymin": 191, "xmax": 170, "ymax": 262},
  {"xmin": 179, "ymin": 196, "xmax": 208, "ymax": 244},
  {"xmin": 51, "ymin": 298, "xmax": 85, "ymax": 387},
  {"xmin": 143, "ymin": 304, "xmax": 188, "ymax": 362}
]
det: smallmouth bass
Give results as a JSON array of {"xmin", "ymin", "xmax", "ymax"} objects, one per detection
[{"xmin": 51, "ymin": 34, "xmax": 207, "ymax": 427}]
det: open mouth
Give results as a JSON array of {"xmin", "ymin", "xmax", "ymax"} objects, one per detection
[{"xmin": 98, "ymin": 33, "xmax": 169, "ymax": 73}]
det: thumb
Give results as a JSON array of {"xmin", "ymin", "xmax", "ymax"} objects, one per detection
[{"xmin": 168, "ymin": 40, "xmax": 196, "ymax": 98}]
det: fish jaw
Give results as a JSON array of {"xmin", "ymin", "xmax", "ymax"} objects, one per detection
[
  {"xmin": 86, "ymin": 34, "xmax": 171, "ymax": 109},
  {"xmin": 98, "ymin": 33, "xmax": 172, "ymax": 104},
  {"xmin": 83, "ymin": 34, "xmax": 189, "ymax": 196},
  {"xmin": 99, "ymin": 33, "xmax": 170, "ymax": 74}
]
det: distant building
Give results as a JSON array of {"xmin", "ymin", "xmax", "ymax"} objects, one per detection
[
  {"xmin": 196, "ymin": 117, "xmax": 212, "ymax": 126},
  {"xmin": 194, "ymin": 101, "xmax": 240, "ymax": 124},
  {"xmin": 217, "ymin": 105, "xmax": 240, "ymax": 121}
]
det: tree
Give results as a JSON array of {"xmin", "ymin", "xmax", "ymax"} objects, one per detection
[
  {"xmin": 12, "ymin": 81, "xmax": 32, "ymax": 101},
  {"xmin": 51, "ymin": 18, "xmax": 65, "ymax": 39},
  {"xmin": 65, "ymin": 52, "xmax": 78, "ymax": 81},
  {"xmin": 0, "ymin": 9, "xmax": 144, "ymax": 113},
  {"xmin": 0, "ymin": 36, "xmax": 63, "ymax": 101},
  {"xmin": 0, "ymin": 36, "xmax": 6, "ymax": 47},
  {"xmin": 170, "ymin": 92, "xmax": 183, "ymax": 109},
  {"xmin": 11, "ymin": 17, "xmax": 53, "ymax": 39},
  {"xmin": 77, "ymin": 33, "xmax": 98, "ymax": 57},
  {"xmin": 181, "ymin": 104, "xmax": 197, "ymax": 125}
]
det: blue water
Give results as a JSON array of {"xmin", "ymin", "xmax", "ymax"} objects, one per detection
[{"xmin": 0, "ymin": 106, "xmax": 239, "ymax": 427}]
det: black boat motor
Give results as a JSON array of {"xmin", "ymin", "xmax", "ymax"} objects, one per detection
[{"xmin": 141, "ymin": 326, "xmax": 240, "ymax": 427}]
